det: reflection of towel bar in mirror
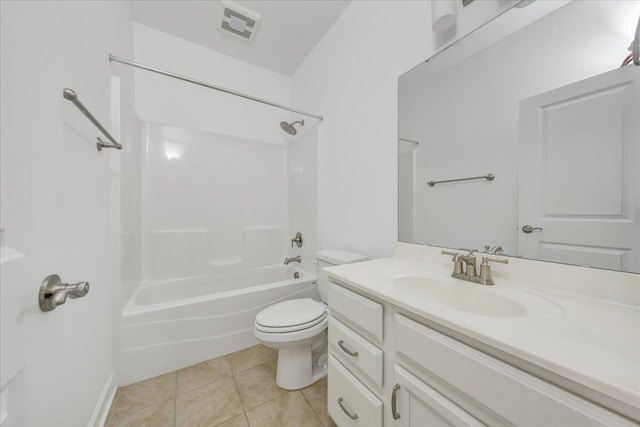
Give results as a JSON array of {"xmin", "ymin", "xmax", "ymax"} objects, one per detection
[
  {"xmin": 399, "ymin": 137, "xmax": 419, "ymax": 145},
  {"xmin": 428, "ymin": 173, "xmax": 495, "ymax": 187}
]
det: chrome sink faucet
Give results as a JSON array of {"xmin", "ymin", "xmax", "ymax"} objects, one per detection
[
  {"xmin": 284, "ymin": 255, "xmax": 301, "ymax": 265},
  {"xmin": 442, "ymin": 249, "xmax": 508, "ymax": 285}
]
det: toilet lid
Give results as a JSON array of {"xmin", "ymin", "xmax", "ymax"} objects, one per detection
[{"xmin": 255, "ymin": 298, "xmax": 326, "ymax": 329}]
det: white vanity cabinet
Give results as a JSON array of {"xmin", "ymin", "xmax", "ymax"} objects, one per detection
[
  {"xmin": 326, "ymin": 279, "xmax": 638, "ymax": 427},
  {"xmin": 394, "ymin": 314, "xmax": 637, "ymax": 427}
]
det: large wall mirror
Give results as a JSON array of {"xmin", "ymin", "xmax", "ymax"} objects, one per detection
[{"xmin": 399, "ymin": 1, "xmax": 640, "ymax": 273}]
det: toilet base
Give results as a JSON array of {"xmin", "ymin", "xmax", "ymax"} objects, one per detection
[{"xmin": 276, "ymin": 345, "xmax": 327, "ymax": 390}]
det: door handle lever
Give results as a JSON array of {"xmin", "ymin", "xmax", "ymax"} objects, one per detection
[
  {"xmin": 521, "ymin": 225, "xmax": 543, "ymax": 233},
  {"xmin": 39, "ymin": 275, "xmax": 90, "ymax": 312}
]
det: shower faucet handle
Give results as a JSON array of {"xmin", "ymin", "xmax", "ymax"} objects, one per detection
[{"xmin": 291, "ymin": 232, "xmax": 303, "ymax": 248}]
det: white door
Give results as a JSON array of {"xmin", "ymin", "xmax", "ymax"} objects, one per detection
[
  {"xmin": 394, "ymin": 365, "xmax": 484, "ymax": 427},
  {"xmin": 518, "ymin": 66, "xmax": 640, "ymax": 272},
  {"xmin": 1, "ymin": 2, "xmax": 122, "ymax": 426}
]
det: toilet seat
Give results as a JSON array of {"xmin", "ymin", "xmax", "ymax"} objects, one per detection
[{"xmin": 255, "ymin": 298, "xmax": 327, "ymax": 333}]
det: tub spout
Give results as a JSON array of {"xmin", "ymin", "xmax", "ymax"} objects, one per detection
[{"xmin": 284, "ymin": 256, "xmax": 301, "ymax": 265}]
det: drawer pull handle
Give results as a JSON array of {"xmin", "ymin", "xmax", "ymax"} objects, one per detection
[
  {"xmin": 338, "ymin": 397, "xmax": 358, "ymax": 420},
  {"xmin": 338, "ymin": 340, "xmax": 359, "ymax": 357},
  {"xmin": 392, "ymin": 383, "xmax": 401, "ymax": 420}
]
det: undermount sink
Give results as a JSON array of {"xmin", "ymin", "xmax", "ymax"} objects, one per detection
[{"xmin": 392, "ymin": 276, "xmax": 527, "ymax": 318}]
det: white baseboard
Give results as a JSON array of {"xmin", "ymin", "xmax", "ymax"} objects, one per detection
[{"xmin": 88, "ymin": 373, "xmax": 117, "ymax": 427}]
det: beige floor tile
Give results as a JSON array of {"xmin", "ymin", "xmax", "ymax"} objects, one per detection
[
  {"xmin": 301, "ymin": 377, "xmax": 330, "ymax": 427},
  {"xmin": 109, "ymin": 372, "xmax": 176, "ymax": 419},
  {"xmin": 228, "ymin": 344, "xmax": 277, "ymax": 373},
  {"xmin": 105, "ymin": 398, "xmax": 174, "ymax": 427},
  {"xmin": 245, "ymin": 392, "xmax": 323, "ymax": 427},
  {"xmin": 234, "ymin": 360, "xmax": 286, "ymax": 410},
  {"xmin": 216, "ymin": 413, "xmax": 249, "ymax": 427},
  {"xmin": 177, "ymin": 356, "xmax": 234, "ymax": 395},
  {"xmin": 176, "ymin": 382, "xmax": 244, "ymax": 427}
]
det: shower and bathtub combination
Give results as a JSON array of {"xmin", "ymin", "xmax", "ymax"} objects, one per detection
[
  {"xmin": 121, "ymin": 263, "xmax": 317, "ymax": 384},
  {"xmin": 116, "ymin": 53, "xmax": 330, "ymax": 385}
]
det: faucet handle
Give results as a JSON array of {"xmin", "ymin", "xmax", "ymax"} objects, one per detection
[
  {"xmin": 478, "ymin": 257, "xmax": 508, "ymax": 285},
  {"xmin": 441, "ymin": 250, "xmax": 464, "ymax": 275},
  {"xmin": 459, "ymin": 248, "xmax": 478, "ymax": 255},
  {"xmin": 441, "ymin": 250, "xmax": 460, "ymax": 257},
  {"xmin": 291, "ymin": 232, "xmax": 303, "ymax": 248},
  {"xmin": 482, "ymin": 256, "xmax": 509, "ymax": 265}
]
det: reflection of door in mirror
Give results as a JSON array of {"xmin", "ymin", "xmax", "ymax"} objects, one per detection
[
  {"xmin": 399, "ymin": 150, "xmax": 416, "ymax": 242},
  {"xmin": 519, "ymin": 66, "xmax": 639, "ymax": 272}
]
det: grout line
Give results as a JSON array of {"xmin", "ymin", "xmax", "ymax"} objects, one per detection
[
  {"xmin": 235, "ymin": 361, "xmax": 290, "ymax": 414},
  {"xmin": 106, "ymin": 397, "xmax": 176, "ymax": 425},
  {"xmin": 243, "ymin": 390, "xmax": 292, "ymax": 415},
  {"xmin": 229, "ymin": 355, "xmax": 248, "ymax": 414},
  {"xmin": 299, "ymin": 388, "xmax": 326, "ymax": 427},
  {"xmin": 174, "ymin": 369, "xmax": 178, "ymax": 427},
  {"xmin": 230, "ymin": 353, "xmax": 278, "ymax": 376},
  {"xmin": 173, "ymin": 356, "xmax": 239, "ymax": 398}
]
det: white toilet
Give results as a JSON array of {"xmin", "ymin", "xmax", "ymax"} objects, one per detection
[{"xmin": 254, "ymin": 250, "xmax": 367, "ymax": 390}]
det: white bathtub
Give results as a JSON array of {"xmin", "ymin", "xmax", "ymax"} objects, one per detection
[{"xmin": 119, "ymin": 265, "xmax": 317, "ymax": 385}]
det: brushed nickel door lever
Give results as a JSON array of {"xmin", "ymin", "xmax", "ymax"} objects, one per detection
[{"xmin": 39, "ymin": 275, "xmax": 89, "ymax": 312}]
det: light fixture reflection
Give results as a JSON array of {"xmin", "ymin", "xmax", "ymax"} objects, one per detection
[{"xmin": 164, "ymin": 141, "xmax": 183, "ymax": 160}]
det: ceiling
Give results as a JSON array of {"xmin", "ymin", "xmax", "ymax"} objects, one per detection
[{"xmin": 131, "ymin": 0, "xmax": 350, "ymax": 76}]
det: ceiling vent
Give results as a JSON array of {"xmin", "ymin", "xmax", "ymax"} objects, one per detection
[{"xmin": 218, "ymin": 1, "xmax": 261, "ymax": 42}]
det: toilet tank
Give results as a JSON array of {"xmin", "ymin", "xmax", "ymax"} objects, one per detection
[{"xmin": 316, "ymin": 250, "xmax": 367, "ymax": 302}]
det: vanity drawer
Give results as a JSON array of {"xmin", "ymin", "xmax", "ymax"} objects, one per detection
[
  {"xmin": 395, "ymin": 314, "xmax": 636, "ymax": 426},
  {"xmin": 329, "ymin": 282, "xmax": 383, "ymax": 342},
  {"xmin": 328, "ymin": 316, "xmax": 383, "ymax": 388},
  {"xmin": 328, "ymin": 355, "xmax": 382, "ymax": 427}
]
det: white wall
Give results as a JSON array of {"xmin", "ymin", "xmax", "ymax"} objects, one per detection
[
  {"xmin": 0, "ymin": 1, "xmax": 133, "ymax": 425},
  {"xmin": 291, "ymin": 0, "xmax": 523, "ymax": 259},
  {"xmin": 399, "ymin": 1, "xmax": 637, "ymax": 255},
  {"xmin": 133, "ymin": 23, "xmax": 295, "ymax": 145}
]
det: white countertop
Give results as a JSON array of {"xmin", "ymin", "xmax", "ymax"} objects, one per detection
[{"xmin": 325, "ymin": 256, "xmax": 640, "ymax": 413}]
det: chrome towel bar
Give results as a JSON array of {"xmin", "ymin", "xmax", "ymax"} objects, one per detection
[
  {"xmin": 428, "ymin": 173, "xmax": 495, "ymax": 187},
  {"xmin": 63, "ymin": 88, "xmax": 122, "ymax": 151}
]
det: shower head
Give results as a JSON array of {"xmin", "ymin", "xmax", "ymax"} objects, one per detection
[{"xmin": 280, "ymin": 120, "xmax": 304, "ymax": 135}]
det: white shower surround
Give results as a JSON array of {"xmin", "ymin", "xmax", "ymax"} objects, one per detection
[
  {"xmin": 118, "ymin": 119, "xmax": 319, "ymax": 383},
  {"xmin": 120, "ymin": 265, "xmax": 317, "ymax": 385},
  {"xmin": 140, "ymin": 122, "xmax": 289, "ymax": 280},
  {"xmin": 119, "ymin": 23, "xmax": 321, "ymax": 385}
]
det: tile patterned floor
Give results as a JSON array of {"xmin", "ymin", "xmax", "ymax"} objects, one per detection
[{"xmin": 106, "ymin": 344, "xmax": 336, "ymax": 427}]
